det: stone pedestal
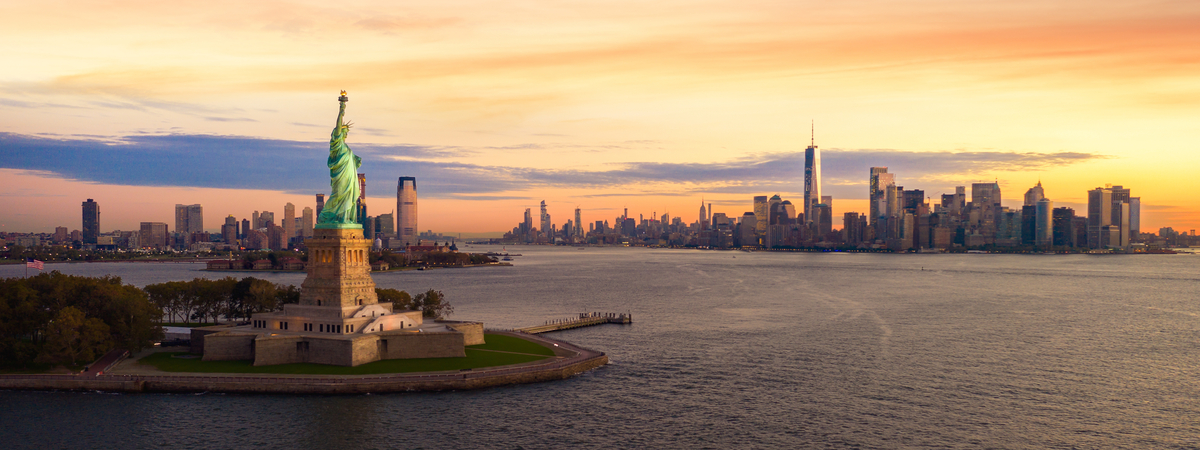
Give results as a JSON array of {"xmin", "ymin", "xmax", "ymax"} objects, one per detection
[
  {"xmin": 300, "ymin": 227, "xmax": 379, "ymax": 309},
  {"xmin": 203, "ymin": 227, "xmax": 482, "ymax": 366}
]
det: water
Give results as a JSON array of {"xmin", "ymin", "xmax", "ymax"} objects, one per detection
[{"xmin": 2, "ymin": 248, "xmax": 1199, "ymax": 449}]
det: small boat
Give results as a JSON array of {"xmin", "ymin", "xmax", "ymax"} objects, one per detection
[{"xmin": 501, "ymin": 256, "xmax": 513, "ymax": 261}]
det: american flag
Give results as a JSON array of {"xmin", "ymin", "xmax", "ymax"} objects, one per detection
[{"xmin": 26, "ymin": 259, "xmax": 44, "ymax": 270}]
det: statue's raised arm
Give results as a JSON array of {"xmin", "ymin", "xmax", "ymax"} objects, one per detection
[{"xmin": 316, "ymin": 91, "xmax": 363, "ymax": 229}]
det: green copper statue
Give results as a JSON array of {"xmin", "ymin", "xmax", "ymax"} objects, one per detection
[{"xmin": 316, "ymin": 91, "xmax": 363, "ymax": 229}]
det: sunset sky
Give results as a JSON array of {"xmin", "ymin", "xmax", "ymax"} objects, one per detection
[{"xmin": 2, "ymin": 0, "xmax": 1199, "ymax": 235}]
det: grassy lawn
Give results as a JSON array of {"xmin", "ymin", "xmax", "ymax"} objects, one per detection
[
  {"xmin": 138, "ymin": 333, "xmax": 556, "ymax": 375},
  {"xmin": 468, "ymin": 333, "xmax": 557, "ymax": 356}
]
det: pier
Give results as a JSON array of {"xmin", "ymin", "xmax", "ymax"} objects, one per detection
[{"xmin": 516, "ymin": 312, "xmax": 632, "ymax": 334}]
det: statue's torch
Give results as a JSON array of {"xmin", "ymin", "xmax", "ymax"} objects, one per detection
[{"xmin": 339, "ymin": 90, "xmax": 348, "ymax": 103}]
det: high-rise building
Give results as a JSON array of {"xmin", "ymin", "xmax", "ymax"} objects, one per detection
[
  {"xmin": 259, "ymin": 211, "xmax": 275, "ymax": 228},
  {"xmin": 54, "ymin": 227, "xmax": 68, "ymax": 243},
  {"xmin": 315, "ymin": 194, "xmax": 325, "ymax": 218},
  {"xmin": 175, "ymin": 204, "xmax": 203, "ymax": 235},
  {"xmin": 356, "ymin": 174, "xmax": 368, "ymax": 236},
  {"xmin": 1129, "ymin": 197, "xmax": 1141, "ymax": 239},
  {"xmin": 1110, "ymin": 185, "xmax": 1131, "ymax": 247},
  {"xmin": 140, "ymin": 222, "xmax": 168, "ymax": 249},
  {"xmin": 1035, "ymin": 198, "xmax": 1054, "ymax": 246},
  {"xmin": 575, "ymin": 207, "xmax": 583, "ymax": 237},
  {"xmin": 302, "ymin": 207, "xmax": 314, "ymax": 238},
  {"xmin": 804, "ymin": 142, "xmax": 821, "ymax": 225},
  {"xmin": 252, "ymin": 211, "xmax": 260, "ymax": 229},
  {"xmin": 753, "ymin": 196, "xmax": 768, "ymax": 242},
  {"xmin": 82, "ymin": 199, "xmax": 100, "ymax": 244},
  {"xmin": 868, "ymin": 167, "xmax": 892, "ymax": 226},
  {"xmin": 376, "ymin": 212, "xmax": 394, "ymax": 238},
  {"xmin": 396, "ymin": 177, "xmax": 417, "ymax": 246},
  {"xmin": 221, "ymin": 216, "xmax": 238, "ymax": 245},
  {"xmin": 1052, "ymin": 207, "xmax": 1076, "ymax": 247},
  {"xmin": 699, "ymin": 201, "xmax": 708, "ymax": 230},
  {"xmin": 522, "ymin": 208, "xmax": 533, "ymax": 242},
  {"xmin": 240, "ymin": 219, "xmax": 250, "ymax": 239},
  {"xmin": 1024, "ymin": 181, "xmax": 1045, "ymax": 206},
  {"xmin": 1087, "ymin": 187, "xmax": 1112, "ymax": 248},
  {"xmin": 970, "ymin": 182, "xmax": 1002, "ymax": 236},
  {"xmin": 283, "ymin": 203, "xmax": 296, "ymax": 247},
  {"xmin": 540, "ymin": 200, "xmax": 551, "ymax": 241}
]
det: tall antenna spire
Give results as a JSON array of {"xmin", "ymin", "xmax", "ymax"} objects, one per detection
[{"xmin": 811, "ymin": 120, "xmax": 814, "ymax": 147}]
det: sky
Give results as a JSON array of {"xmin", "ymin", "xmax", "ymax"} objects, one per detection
[{"xmin": 2, "ymin": 0, "xmax": 1199, "ymax": 235}]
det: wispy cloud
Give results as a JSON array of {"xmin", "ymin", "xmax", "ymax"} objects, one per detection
[{"xmin": 0, "ymin": 132, "xmax": 1109, "ymax": 201}]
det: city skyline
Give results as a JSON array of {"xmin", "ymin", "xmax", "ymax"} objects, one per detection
[{"xmin": 3, "ymin": 1, "xmax": 1199, "ymax": 233}]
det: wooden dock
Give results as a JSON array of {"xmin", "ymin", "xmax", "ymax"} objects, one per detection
[{"xmin": 516, "ymin": 312, "xmax": 632, "ymax": 334}]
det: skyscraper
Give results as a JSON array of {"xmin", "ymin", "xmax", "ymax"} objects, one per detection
[
  {"xmin": 315, "ymin": 194, "xmax": 325, "ymax": 218},
  {"xmin": 868, "ymin": 167, "xmax": 891, "ymax": 226},
  {"xmin": 283, "ymin": 202, "xmax": 296, "ymax": 247},
  {"xmin": 1087, "ymin": 187, "xmax": 1112, "ymax": 248},
  {"xmin": 540, "ymin": 200, "xmax": 551, "ymax": 241},
  {"xmin": 1036, "ymin": 198, "xmax": 1054, "ymax": 246},
  {"xmin": 222, "ymin": 215, "xmax": 238, "ymax": 245},
  {"xmin": 175, "ymin": 204, "xmax": 204, "ymax": 235},
  {"xmin": 753, "ymin": 196, "xmax": 768, "ymax": 242},
  {"xmin": 82, "ymin": 199, "xmax": 99, "ymax": 244},
  {"xmin": 356, "ymin": 174, "xmax": 368, "ymax": 237},
  {"xmin": 575, "ymin": 207, "xmax": 583, "ymax": 238},
  {"xmin": 804, "ymin": 140, "xmax": 821, "ymax": 225},
  {"xmin": 396, "ymin": 177, "xmax": 417, "ymax": 246},
  {"xmin": 699, "ymin": 201, "xmax": 707, "ymax": 229},
  {"xmin": 970, "ymin": 182, "xmax": 1002, "ymax": 236},
  {"xmin": 1024, "ymin": 181, "xmax": 1045, "ymax": 206},
  {"xmin": 301, "ymin": 207, "xmax": 314, "ymax": 238}
]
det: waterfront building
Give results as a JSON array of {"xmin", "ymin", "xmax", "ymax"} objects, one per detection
[
  {"xmin": 1021, "ymin": 205, "xmax": 1037, "ymax": 245},
  {"xmin": 396, "ymin": 176, "xmax": 417, "ymax": 246},
  {"xmin": 1087, "ymin": 187, "xmax": 1112, "ymax": 248},
  {"xmin": 1129, "ymin": 197, "xmax": 1141, "ymax": 239},
  {"xmin": 575, "ymin": 207, "xmax": 583, "ymax": 238},
  {"xmin": 804, "ymin": 142, "xmax": 821, "ymax": 225},
  {"xmin": 1036, "ymin": 198, "xmax": 1054, "ymax": 246},
  {"xmin": 139, "ymin": 222, "xmax": 168, "ymax": 249},
  {"xmin": 739, "ymin": 212, "xmax": 758, "ymax": 247},
  {"xmin": 540, "ymin": 200, "xmax": 551, "ymax": 242},
  {"xmin": 869, "ymin": 167, "xmax": 891, "ymax": 227},
  {"xmin": 54, "ymin": 226, "xmax": 68, "ymax": 243},
  {"xmin": 1052, "ymin": 207, "xmax": 1076, "ymax": 247},
  {"xmin": 753, "ymin": 196, "xmax": 768, "ymax": 243},
  {"xmin": 82, "ymin": 199, "xmax": 99, "ymax": 244}
]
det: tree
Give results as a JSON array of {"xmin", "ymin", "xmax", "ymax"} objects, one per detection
[
  {"xmin": 375, "ymin": 288, "xmax": 412, "ymax": 310},
  {"xmin": 35, "ymin": 306, "xmax": 111, "ymax": 366},
  {"xmin": 412, "ymin": 289, "xmax": 453, "ymax": 319}
]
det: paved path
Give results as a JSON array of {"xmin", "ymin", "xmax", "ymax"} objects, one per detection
[{"xmin": 81, "ymin": 348, "xmax": 128, "ymax": 376}]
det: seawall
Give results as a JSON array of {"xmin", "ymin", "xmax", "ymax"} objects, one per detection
[{"xmin": 0, "ymin": 332, "xmax": 606, "ymax": 394}]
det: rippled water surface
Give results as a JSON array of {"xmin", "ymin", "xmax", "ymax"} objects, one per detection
[{"xmin": 3, "ymin": 247, "xmax": 1200, "ymax": 449}]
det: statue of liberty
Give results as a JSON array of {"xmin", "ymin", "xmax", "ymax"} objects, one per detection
[{"xmin": 316, "ymin": 91, "xmax": 362, "ymax": 228}]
